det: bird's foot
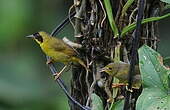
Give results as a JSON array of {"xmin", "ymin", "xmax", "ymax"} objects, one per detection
[
  {"xmin": 53, "ymin": 65, "xmax": 68, "ymax": 80},
  {"xmin": 107, "ymin": 97, "xmax": 114, "ymax": 103},
  {"xmin": 53, "ymin": 73, "xmax": 60, "ymax": 80},
  {"xmin": 112, "ymin": 83, "xmax": 128, "ymax": 88},
  {"xmin": 125, "ymin": 86, "xmax": 133, "ymax": 92},
  {"xmin": 46, "ymin": 59, "xmax": 53, "ymax": 65}
]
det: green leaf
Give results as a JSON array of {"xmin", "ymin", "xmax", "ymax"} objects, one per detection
[
  {"xmin": 104, "ymin": 0, "xmax": 119, "ymax": 38},
  {"xmin": 91, "ymin": 93, "xmax": 104, "ymax": 110},
  {"xmin": 168, "ymin": 74, "xmax": 170, "ymax": 89},
  {"xmin": 121, "ymin": 13, "xmax": 170, "ymax": 37},
  {"xmin": 109, "ymin": 99, "xmax": 124, "ymax": 110},
  {"xmin": 160, "ymin": 0, "xmax": 170, "ymax": 4},
  {"xmin": 136, "ymin": 45, "xmax": 170, "ymax": 110},
  {"xmin": 164, "ymin": 56, "xmax": 170, "ymax": 66},
  {"xmin": 112, "ymin": 78, "xmax": 119, "ymax": 99},
  {"xmin": 114, "ymin": 42, "xmax": 121, "ymax": 62},
  {"xmin": 109, "ymin": 77, "xmax": 119, "ymax": 110},
  {"xmin": 163, "ymin": 4, "xmax": 170, "ymax": 10},
  {"xmin": 121, "ymin": 0, "xmax": 135, "ymax": 17}
]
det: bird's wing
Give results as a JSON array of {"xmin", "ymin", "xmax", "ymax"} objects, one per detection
[{"xmin": 50, "ymin": 37, "xmax": 77, "ymax": 56}]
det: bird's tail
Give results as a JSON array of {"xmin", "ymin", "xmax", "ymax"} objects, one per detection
[{"xmin": 71, "ymin": 57, "xmax": 89, "ymax": 71}]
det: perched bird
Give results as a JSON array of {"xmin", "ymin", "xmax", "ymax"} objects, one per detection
[
  {"xmin": 26, "ymin": 31, "xmax": 88, "ymax": 79},
  {"xmin": 100, "ymin": 61, "xmax": 141, "ymax": 89}
]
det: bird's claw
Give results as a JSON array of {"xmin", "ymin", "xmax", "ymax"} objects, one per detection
[
  {"xmin": 53, "ymin": 73, "xmax": 60, "ymax": 80},
  {"xmin": 125, "ymin": 86, "xmax": 133, "ymax": 92},
  {"xmin": 107, "ymin": 97, "xmax": 114, "ymax": 103},
  {"xmin": 53, "ymin": 65, "xmax": 68, "ymax": 80},
  {"xmin": 112, "ymin": 83, "xmax": 133, "ymax": 92},
  {"xmin": 46, "ymin": 59, "xmax": 53, "ymax": 65}
]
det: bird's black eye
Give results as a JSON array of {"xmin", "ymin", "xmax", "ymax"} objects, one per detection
[
  {"xmin": 108, "ymin": 67, "xmax": 112, "ymax": 70},
  {"xmin": 33, "ymin": 32, "xmax": 43, "ymax": 43}
]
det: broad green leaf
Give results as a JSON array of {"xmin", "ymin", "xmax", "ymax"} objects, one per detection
[
  {"xmin": 136, "ymin": 45, "xmax": 170, "ymax": 110},
  {"xmin": 109, "ymin": 99, "xmax": 124, "ymax": 110},
  {"xmin": 163, "ymin": 4, "xmax": 170, "ymax": 10},
  {"xmin": 164, "ymin": 56, "xmax": 170, "ymax": 66},
  {"xmin": 91, "ymin": 93, "xmax": 103, "ymax": 110},
  {"xmin": 168, "ymin": 74, "xmax": 170, "ymax": 89},
  {"xmin": 160, "ymin": 0, "xmax": 170, "ymax": 4},
  {"xmin": 121, "ymin": 0, "xmax": 135, "ymax": 17},
  {"xmin": 104, "ymin": 0, "xmax": 119, "ymax": 38},
  {"xmin": 121, "ymin": 13, "xmax": 170, "ymax": 37}
]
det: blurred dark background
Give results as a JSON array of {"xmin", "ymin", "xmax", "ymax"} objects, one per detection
[{"xmin": 0, "ymin": 0, "xmax": 169, "ymax": 110}]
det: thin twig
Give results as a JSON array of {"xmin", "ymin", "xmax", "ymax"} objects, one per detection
[
  {"xmin": 85, "ymin": 56, "xmax": 90, "ymax": 99},
  {"xmin": 74, "ymin": 0, "xmax": 86, "ymax": 38},
  {"xmin": 128, "ymin": 7, "xmax": 138, "ymax": 25},
  {"xmin": 63, "ymin": 37, "xmax": 82, "ymax": 48},
  {"xmin": 86, "ymin": 47, "xmax": 97, "ymax": 106},
  {"xmin": 86, "ymin": 62, "xmax": 97, "ymax": 106},
  {"xmin": 69, "ymin": 4, "xmax": 76, "ymax": 30},
  {"xmin": 98, "ymin": 0, "xmax": 106, "ymax": 27}
]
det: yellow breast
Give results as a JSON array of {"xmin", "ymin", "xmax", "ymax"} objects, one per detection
[{"xmin": 40, "ymin": 42, "xmax": 71, "ymax": 64}]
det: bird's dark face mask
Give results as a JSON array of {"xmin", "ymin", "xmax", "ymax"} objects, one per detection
[
  {"xmin": 33, "ymin": 32, "xmax": 43, "ymax": 44},
  {"xmin": 26, "ymin": 32, "xmax": 43, "ymax": 44}
]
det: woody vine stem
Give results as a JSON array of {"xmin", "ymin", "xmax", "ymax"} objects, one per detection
[{"xmin": 123, "ymin": 0, "xmax": 145, "ymax": 109}]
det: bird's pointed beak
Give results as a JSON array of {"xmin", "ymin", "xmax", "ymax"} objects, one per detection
[{"xmin": 26, "ymin": 34, "xmax": 35, "ymax": 38}]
